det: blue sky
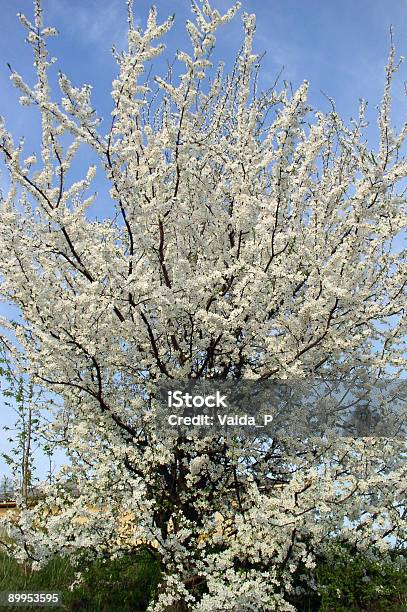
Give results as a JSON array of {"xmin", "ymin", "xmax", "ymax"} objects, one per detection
[
  {"xmin": 0, "ymin": 0, "xmax": 406, "ymax": 480},
  {"xmin": 1, "ymin": 0, "xmax": 406, "ymax": 140}
]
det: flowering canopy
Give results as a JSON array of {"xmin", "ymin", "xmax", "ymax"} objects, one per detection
[{"xmin": 0, "ymin": 1, "xmax": 406, "ymax": 609}]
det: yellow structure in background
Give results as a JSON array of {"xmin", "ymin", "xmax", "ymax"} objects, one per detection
[
  {"xmin": 0, "ymin": 502, "xmax": 17, "ymax": 517},
  {"xmin": 0, "ymin": 500, "xmax": 233, "ymax": 548}
]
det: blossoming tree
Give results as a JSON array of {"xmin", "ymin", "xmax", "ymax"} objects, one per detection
[{"xmin": 0, "ymin": 1, "xmax": 406, "ymax": 609}]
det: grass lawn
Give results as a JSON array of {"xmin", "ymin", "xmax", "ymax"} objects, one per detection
[
  {"xmin": 0, "ymin": 549, "xmax": 160, "ymax": 611},
  {"xmin": 0, "ymin": 542, "xmax": 406, "ymax": 611}
]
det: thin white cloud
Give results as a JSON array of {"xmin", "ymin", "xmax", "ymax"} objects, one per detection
[{"xmin": 48, "ymin": 0, "xmax": 136, "ymax": 50}]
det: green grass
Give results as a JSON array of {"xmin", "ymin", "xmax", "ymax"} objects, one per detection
[
  {"xmin": 0, "ymin": 543, "xmax": 406, "ymax": 611},
  {"xmin": 0, "ymin": 548, "xmax": 161, "ymax": 611}
]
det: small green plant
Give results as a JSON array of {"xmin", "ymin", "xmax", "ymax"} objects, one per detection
[{"xmin": 0, "ymin": 337, "xmax": 58, "ymax": 502}]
